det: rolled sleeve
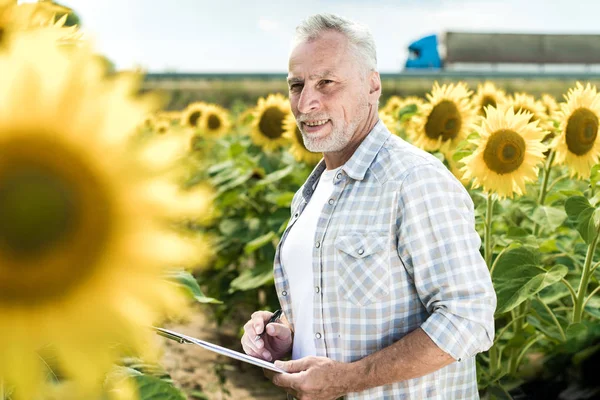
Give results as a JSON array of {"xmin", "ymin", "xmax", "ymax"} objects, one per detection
[{"xmin": 397, "ymin": 162, "xmax": 496, "ymax": 361}]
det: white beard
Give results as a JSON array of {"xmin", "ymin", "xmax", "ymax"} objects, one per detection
[{"xmin": 297, "ymin": 97, "xmax": 370, "ymax": 153}]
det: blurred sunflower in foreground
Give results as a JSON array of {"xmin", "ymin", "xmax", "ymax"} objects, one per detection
[
  {"xmin": 410, "ymin": 81, "xmax": 477, "ymax": 155},
  {"xmin": 0, "ymin": 39, "xmax": 211, "ymax": 399},
  {"xmin": 552, "ymin": 82, "xmax": 600, "ymax": 179},
  {"xmin": 250, "ymin": 93, "xmax": 291, "ymax": 151},
  {"xmin": 283, "ymin": 113, "xmax": 321, "ymax": 164},
  {"xmin": 461, "ymin": 106, "xmax": 548, "ymax": 199},
  {"xmin": 0, "ymin": 0, "xmax": 79, "ymax": 46}
]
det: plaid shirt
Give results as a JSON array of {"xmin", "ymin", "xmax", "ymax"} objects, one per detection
[{"xmin": 273, "ymin": 121, "xmax": 496, "ymax": 399}]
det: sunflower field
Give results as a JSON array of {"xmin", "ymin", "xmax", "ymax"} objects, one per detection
[{"xmin": 1, "ymin": 1, "xmax": 600, "ymax": 400}]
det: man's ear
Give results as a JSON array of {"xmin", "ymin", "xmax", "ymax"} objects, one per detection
[{"xmin": 368, "ymin": 71, "xmax": 382, "ymax": 100}]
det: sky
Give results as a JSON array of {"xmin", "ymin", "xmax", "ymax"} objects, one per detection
[{"xmin": 34, "ymin": 0, "xmax": 600, "ymax": 73}]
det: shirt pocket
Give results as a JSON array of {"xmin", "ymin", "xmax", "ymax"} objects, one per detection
[{"xmin": 334, "ymin": 232, "xmax": 390, "ymax": 306}]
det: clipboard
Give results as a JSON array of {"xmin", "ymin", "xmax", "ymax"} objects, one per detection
[{"xmin": 154, "ymin": 327, "xmax": 288, "ymax": 374}]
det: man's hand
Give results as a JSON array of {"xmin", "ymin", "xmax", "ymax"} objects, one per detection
[
  {"xmin": 241, "ymin": 310, "xmax": 292, "ymax": 361},
  {"xmin": 264, "ymin": 356, "xmax": 355, "ymax": 400}
]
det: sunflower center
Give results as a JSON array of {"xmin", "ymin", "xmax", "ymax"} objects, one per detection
[
  {"xmin": 0, "ymin": 138, "xmax": 112, "ymax": 305},
  {"xmin": 188, "ymin": 111, "xmax": 201, "ymax": 127},
  {"xmin": 258, "ymin": 107, "xmax": 286, "ymax": 139},
  {"xmin": 424, "ymin": 100, "xmax": 462, "ymax": 141},
  {"xmin": 483, "ymin": 129, "xmax": 526, "ymax": 174},
  {"xmin": 0, "ymin": 171, "xmax": 76, "ymax": 255},
  {"xmin": 207, "ymin": 114, "xmax": 221, "ymax": 131},
  {"xmin": 565, "ymin": 107, "xmax": 598, "ymax": 156}
]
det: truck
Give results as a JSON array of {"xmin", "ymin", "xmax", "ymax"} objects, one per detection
[{"xmin": 405, "ymin": 32, "xmax": 600, "ymax": 70}]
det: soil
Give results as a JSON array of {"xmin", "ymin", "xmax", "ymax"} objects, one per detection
[{"xmin": 159, "ymin": 305, "xmax": 286, "ymax": 400}]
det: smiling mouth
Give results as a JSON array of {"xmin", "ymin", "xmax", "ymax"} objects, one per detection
[{"xmin": 303, "ymin": 119, "xmax": 329, "ymax": 127}]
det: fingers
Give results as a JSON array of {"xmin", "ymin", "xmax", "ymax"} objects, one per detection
[
  {"xmin": 241, "ymin": 311, "xmax": 275, "ymax": 360},
  {"xmin": 275, "ymin": 357, "xmax": 311, "ymax": 373},
  {"xmin": 250, "ymin": 310, "xmax": 273, "ymax": 335},
  {"xmin": 265, "ymin": 322, "xmax": 292, "ymax": 341}
]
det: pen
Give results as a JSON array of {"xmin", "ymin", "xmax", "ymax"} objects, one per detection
[{"xmin": 254, "ymin": 309, "xmax": 282, "ymax": 342}]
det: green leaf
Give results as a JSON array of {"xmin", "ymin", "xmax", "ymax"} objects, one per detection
[
  {"xmin": 229, "ymin": 263, "xmax": 273, "ymax": 292},
  {"xmin": 207, "ymin": 160, "xmax": 234, "ymax": 175},
  {"xmin": 493, "ymin": 247, "xmax": 568, "ymax": 314},
  {"xmin": 244, "ymin": 231, "xmax": 276, "ymax": 254},
  {"xmin": 133, "ymin": 374, "xmax": 187, "ymax": 400},
  {"xmin": 530, "ymin": 205, "xmax": 567, "ymax": 232},
  {"xmin": 590, "ymin": 164, "xmax": 600, "ymax": 189},
  {"xmin": 255, "ymin": 164, "xmax": 294, "ymax": 186},
  {"xmin": 397, "ymin": 103, "xmax": 418, "ymax": 120},
  {"xmin": 219, "ymin": 219, "xmax": 244, "ymax": 236},
  {"xmin": 164, "ymin": 270, "xmax": 221, "ymax": 304},
  {"xmin": 565, "ymin": 196, "xmax": 593, "ymax": 219},
  {"xmin": 565, "ymin": 196, "xmax": 596, "ymax": 244},
  {"xmin": 565, "ymin": 323, "xmax": 589, "ymax": 352},
  {"xmin": 264, "ymin": 191, "xmax": 295, "ymax": 207}
]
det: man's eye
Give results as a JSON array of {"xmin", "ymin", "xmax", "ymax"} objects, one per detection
[
  {"xmin": 321, "ymin": 80, "xmax": 333, "ymax": 85},
  {"xmin": 289, "ymin": 84, "xmax": 303, "ymax": 91}
]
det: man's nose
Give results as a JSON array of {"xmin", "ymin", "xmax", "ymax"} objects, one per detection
[{"xmin": 297, "ymin": 86, "xmax": 321, "ymax": 115}]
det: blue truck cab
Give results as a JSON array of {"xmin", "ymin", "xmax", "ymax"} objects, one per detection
[{"xmin": 405, "ymin": 34, "xmax": 442, "ymax": 69}]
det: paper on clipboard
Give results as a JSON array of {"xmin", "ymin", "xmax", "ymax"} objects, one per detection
[{"xmin": 154, "ymin": 327, "xmax": 288, "ymax": 374}]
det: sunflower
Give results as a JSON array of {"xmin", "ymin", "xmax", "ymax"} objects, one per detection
[
  {"xmin": 552, "ymin": 82, "xmax": 600, "ymax": 179},
  {"xmin": 198, "ymin": 103, "xmax": 231, "ymax": 137},
  {"xmin": 410, "ymin": 81, "xmax": 477, "ymax": 154},
  {"xmin": 0, "ymin": 0, "xmax": 77, "ymax": 46},
  {"xmin": 379, "ymin": 110, "xmax": 399, "ymax": 136},
  {"xmin": 0, "ymin": 39, "xmax": 209, "ymax": 399},
  {"xmin": 250, "ymin": 93, "xmax": 291, "ymax": 151},
  {"xmin": 498, "ymin": 92, "xmax": 547, "ymax": 124},
  {"xmin": 473, "ymin": 82, "xmax": 507, "ymax": 115},
  {"xmin": 180, "ymin": 101, "xmax": 206, "ymax": 129},
  {"xmin": 154, "ymin": 119, "xmax": 170, "ymax": 135},
  {"xmin": 283, "ymin": 113, "xmax": 321, "ymax": 164},
  {"xmin": 541, "ymin": 94, "xmax": 559, "ymax": 116},
  {"xmin": 460, "ymin": 106, "xmax": 548, "ymax": 199}
]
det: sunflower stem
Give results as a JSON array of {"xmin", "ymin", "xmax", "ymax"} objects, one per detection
[
  {"xmin": 485, "ymin": 194, "xmax": 494, "ymax": 270},
  {"xmin": 533, "ymin": 150, "xmax": 556, "ymax": 236},
  {"xmin": 573, "ymin": 225, "xmax": 600, "ymax": 323}
]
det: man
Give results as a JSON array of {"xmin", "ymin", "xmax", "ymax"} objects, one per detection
[{"xmin": 241, "ymin": 13, "xmax": 496, "ymax": 400}]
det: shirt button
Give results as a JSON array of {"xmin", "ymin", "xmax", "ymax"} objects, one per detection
[
  {"xmin": 328, "ymin": 199, "xmax": 334, "ymax": 205},
  {"xmin": 358, "ymin": 248, "xmax": 365, "ymax": 255},
  {"xmin": 282, "ymin": 291, "xmax": 287, "ymax": 296},
  {"xmin": 315, "ymin": 332, "xmax": 322, "ymax": 339},
  {"xmin": 336, "ymin": 173, "xmax": 342, "ymax": 180},
  {"xmin": 315, "ymin": 241, "xmax": 320, "ymax": 248},
  {"xmin": 315, "ymin": 286, "xmax": 320, "ymax": 293}
]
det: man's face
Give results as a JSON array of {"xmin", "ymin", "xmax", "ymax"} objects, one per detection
[{"xmin": 287, "ymin": 30, "xmax": 374, "ymax": 153}]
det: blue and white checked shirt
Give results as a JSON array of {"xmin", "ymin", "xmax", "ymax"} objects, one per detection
[{"xmin": 273, "ymin": 120, "xmax": 496, "ymax": 399}]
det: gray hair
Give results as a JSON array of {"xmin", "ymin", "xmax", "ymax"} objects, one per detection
[{"xmin": 292, "ymin": 13, "xmax": 378, "ymax": 75}]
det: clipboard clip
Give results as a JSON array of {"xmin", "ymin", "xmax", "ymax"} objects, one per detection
[{"xmin": 153, "ymin": 327, "xmax": 193, "ymax": 344}]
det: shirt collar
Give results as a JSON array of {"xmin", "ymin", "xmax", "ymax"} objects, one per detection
[{"xmin": 341, "ymin": 119, "xmax": 391, "ymax": 181}]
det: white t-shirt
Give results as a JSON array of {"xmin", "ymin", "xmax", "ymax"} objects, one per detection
[{"xmin": 280, "ymin": 167, "xmax": 339, "ymax": 360}]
